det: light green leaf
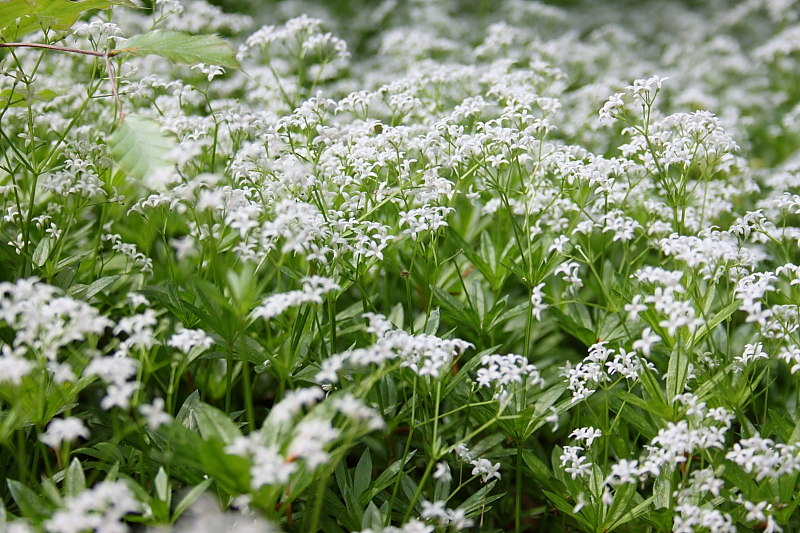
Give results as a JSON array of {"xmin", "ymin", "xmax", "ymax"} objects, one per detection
[
  {"xmin": 172, "ymin": 478, "xmax": 212, "ymax": 521},
  {"xmin": 608, "ymin": 494, "xmax": 655, "ymax": 530},
  {"xmin": 654, "ymin": 467, "xmax": 672, "ymax": 509},
  {"xmin": 194, "ymin": 401, "xmax": 242, "ymax": 446},
  {"xmin": 155, "ymin": 467, "xmax": 169, "ymax": 503},
  {"xmin": 65, "ymin": 458, "xmax": 86, "ymax": 499},
  {"xmin": 108, "ymin": 114, "xmax": 177, "ymax": 189},
  {"xmin": 0, "ymin": 0, "xmax": 136, "ymax": 41},
  {"xmin": 361, "ymin": 501, "xmax": 382, "ymax": 531},
  {"xmin": 114, "ymin": 30, "xmax": 241, "ymax": 69},
  {"xmin": 0, "ymin": 88, "xmax": 60, "ymax": 107},
  {"xmin": 67, "ymin": 274, "xmax": 120, "ymax": 300},
  {"xmin": 32, "ymin": 236, "xmax": 51, "ymax": 267}
]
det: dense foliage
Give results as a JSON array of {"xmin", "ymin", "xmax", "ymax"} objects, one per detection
[{"xmin": 3, "ymin": 0, "xmax": 800, "ymax": 531}]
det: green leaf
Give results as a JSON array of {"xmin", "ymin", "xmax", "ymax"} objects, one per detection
[
  {"xmin": 353, "ymin": 448, "xmax": 372, "ymax": 498},
  {"xmin": 548, "ymin": 307, "xmax": 596, "ymax": 347},
  {"xmin": 67, "ymin": 274, "xmax": 120, "ymax": 300},
  {"xmin": 691, "ymin": 298, "xmax": 741, "ymax": 345},
  {"xmin": 155, "ymin": 467, "xmax": 169, "ymax": 503},
  {"xmin": 172, "ymin": 478, "xmax": 212, "ymax": 521},
  {"xmin": 115, "ymin": 30, "xmax": 241, "ymax": 69},
  {"xmin": 446, "ymin": 226, "xmax": 497, "ymax": 287},
  {"xmin": 357, "ymin": 450, "xmax": 416, "ymax": 507},
  {"xmin": 521, "ymin": 449, "xmax": 552, "ymax": 484},
  {"xmin": 108, "ymin": 114, "xmax": 177, "ymax": 189},
  {"xmin": 432, "ymin": 286, "xmax": 480, "ymax": 332},
  {"xmin": 0, "ymin": 87, "xmax": 60, "ymax": 107},
  {"xmin": 653, "ymin": 467, "xmax": 672, "ymax": 509},
  {"xmin": 461, "ymin": 480, "xmax": 502, "ymax": 517},
  {"xmin": 423, "ymin": 307, "xmax": 440, "ymax": 336},
  {"xmin": 611, "ymin": 389, "xmax": 672, "ymax": 420},
  {"xmin": 542, "ymin": 490, "xmax": 593, "ymax": 530},
  {"xmin": 721, "ymin": 460, "xmax": 759, "ymax": 498},
  {"xmin": 32, "ymin": 236, "xmax": 51, "ymax": 267},
  {"xmin": 7, "ymin": 479, "xmax": 50, "ymax": 519},
  {"xmin": 608, "ymin": 494, "xmax": 655, "ymax": 530},
  {"xmin": 665, "ymin": 342, "xmax": 690, "ymax": 404},
  {"xmin": 361, "ymin": 501, "xmax": 382, "ymax": 531},
  {"xmin": 603, "ymin": 482, "xmax": 637, "ymax": 530},
  {"xmin": 191, "ymin": 398, "xmax": 241, "ymax": 446},
  {"xmin": 64, "ymin": 458, "xmax": 86, "ymax": 499},
  {"xmin": 0, "ymin": 0, "xmax": 136, "ymax": 41}
]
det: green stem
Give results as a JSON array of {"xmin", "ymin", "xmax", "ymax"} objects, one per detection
[
  {"xmin": 242, "ymin": 361, "xmax": 255, "ymax": 432},
  {"xmin": 516, "ymin": 440, "xmax": 523, "ymax": 533},
  {"xmin": 401, "ymin": 459, "xmax": 435, "ymax": 524}
]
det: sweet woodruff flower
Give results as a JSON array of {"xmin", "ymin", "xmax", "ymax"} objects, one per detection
[
  {"xmin": 44, "ymin": 481, "xmax": 141, "ymax": 533},
  {"xmin": 167, "ymin": 327, "xmax": 215, "ymax": 354},
  {"xmin": 39, "ymin": 417, "xmax": 90, "ymax": 449},
  {"xmin": 470, "ymin": 458, "xmax": 501, "ymax": 482},
  {"xmin": 0, "ymin": 279, "xmax": 112, "ymax": 361},
  {"xmin": 139, "ymin": 398, "xmax": 173, "ymax": 430}
]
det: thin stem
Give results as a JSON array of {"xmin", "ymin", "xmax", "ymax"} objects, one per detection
[
  {"xmin": 516, "ymin": 440, "xmax": 523, "ymax": 533},
  {"xmin": 104, "ymin": 53, "xmax": 123, "ymax": 124},
  {"xmin": 0, "ymin": 42, "xmax": 108, "ymax": 57}
]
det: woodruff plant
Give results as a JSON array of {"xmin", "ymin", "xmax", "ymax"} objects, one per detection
[{"xmin": 3, "ymin": 0, "xmax": 800, "ymax": 532}]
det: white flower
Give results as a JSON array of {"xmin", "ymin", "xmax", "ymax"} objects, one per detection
[
  {"xmin": 632, "ymin": 327, "xmax": 661, "ymax": 357},
  {"xmin": 545, "ymin": 406, "xmax": 559, "ymax": 432},
  {"xmin": 433, "ymin": 461, "xmax": 451, "ymax": 482},
  {"xmin": 421, "ymin": 500, "xmax": 447, "ymax": 521},
  {"xmin": 44, "ymin": 481, "xmax": 140, "ymax": 533},
  {"xmin": 168, "ymin": 327, "xmax": 214, "ymax": 355},
  {"xmin": 191, "ymin": 63, "xmax": 226, "ymax": 82},
  {"xmin": 39, "ymin": 417, "xmax": 89, "ymax": 449},
  {"xmin": 270, "ymin": 387, "xmax": 325, "ymax": 424},
  {"xmin": 560, "ymin": 446, "xmax": 592, "ymax": 479},
  {"xmin": 570, "ymin": 427, "xmax": 603, "ymax": 447},
  {"xmin": 139, "ymin": 398, "xmax": 173, "ymax": 430},
  {"xmin": 101, "ymin": 381, "xmax": 139, "ymax": 410},
  {"xmin": 0, "ymin": 345, "xmax": 34, "ymax": 385},
  {"xmin": 470, "ymin": 458, "xmax": 501, "ymax": 482},
  {"xmin": 287, "ymin": 419, "xmax": 340, "ymax": 468},
  {"xmin": 251, "ymin": 445, "xmax": 296, "ymax": 489},
  {"xmin": 531, "ymin": 283, "xmax": 548, "ymax": 320},
  {"xmin": 572, "ymin": 492, "xmax": 587, "ymax": 513}
]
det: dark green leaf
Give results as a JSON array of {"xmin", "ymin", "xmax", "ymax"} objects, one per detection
[{"xmin": 353, "ymin": 448, "xmax": 372, "ymax": 498}]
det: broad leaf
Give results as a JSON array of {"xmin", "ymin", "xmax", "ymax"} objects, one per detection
[
  {"xmin": 0, "ymin": 0, "xmax": 135, "ymax": 41},
  {"xmin": 108, "ymin": 115, "xmax": 177, "ymax": 189},
  {"xmin": 115, "ymin": 30, "xmax": 241, "ymax": 69}
]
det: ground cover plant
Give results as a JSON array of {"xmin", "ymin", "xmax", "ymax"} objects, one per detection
[{"xmin": 4, "ymin": 0, "xmax": 800, "ymax": 531}]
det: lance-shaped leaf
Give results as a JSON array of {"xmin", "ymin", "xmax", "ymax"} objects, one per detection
[
  {"xmin": 0, "ymin": 87, "xmax": 60, "ymax": 107},
  {"xmin": 107, "ymin": 114, "xmax": 177, "ymax": 190},
  {"xmin": 113, "ymin": 30, "xmax": 241, "ymax": 69},
  {"xmin": 0, "ymin": 0, "xmax": 136, "ymax": 41}
]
